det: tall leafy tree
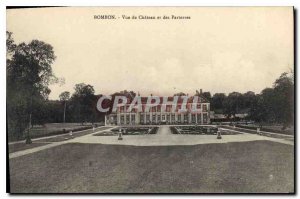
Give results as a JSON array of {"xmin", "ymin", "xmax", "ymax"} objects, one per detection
[
  {"xmin": 249, "ymin": 88, "xmax": 276, "ymax": 125},
  {"xmin": 224, "ymin": 92, "xmax": 243, "ymax": 119},
  {"xmin": 211, "ymin": 93, "xmax": 226, "ymax": 113},
  {"xmin": 273, "ymin": 72, "xmax": 294, "ymax": 128},
  {"xmin": 242, "ymin": 91, "xmax": 256, "ymax": 110},
  {"xmin": 7, "ymin": 31, "xmax": 58, "ymax": 141},
  {"xmin": 248, "ymin": 71, "xmax": 294, "ymax": 129},
  {"xmin": 69, "ymin": 83, "xmax": 97, "ymax": 124}
]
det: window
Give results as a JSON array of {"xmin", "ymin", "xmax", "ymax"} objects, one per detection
[
  {"xmin": 157, "ymin": 115, "xmax": 161, "ymax": 121},
  {"xmin": 184, "ymin": 114, "xmax": 188, "ymax": 122},
  {"xmin": 162, "ymin": 115, "xmax": 165, "ymax": 120},
  {"xmin": 166, "ymin": 105, "xmax": 171, "ymax": 112},
  {"xmin": 166, "ymin": 115, "xmax": 170, "ymax": 121},
  {"xmin": 192, "ymin": 114, "xmax": 196, "ymax": 122},
  {"xmin": 140, "ymin": 114, "xmax": 144, "ymax": 123},
  {"xmin": 203, "ymin": 113, "xmax": 208, "ymax": 123},
  {"xmin": 152, "ymin": 115, "xmax": 156, "ymax": 121},
  {"xmin": 178, "ymin": 115, "xmax": 181, "ymax": 121},
  {"xmin": 131, "ymin": 115, "xmax": 135, "ymax": 122},
  {"xmin": 197, "ymin": 114, "xmax": 201, "ymax": 123},
  {"xmin": 157, "ymin": 106, "xmax": 161, "ymax": 112},
  {"xmin": 171, "ymin": 114, "xmax": 175, "ymax": 122},
  {"xmin": 203, "ymin": 105, "xmax": 207, "ymax": 112}
]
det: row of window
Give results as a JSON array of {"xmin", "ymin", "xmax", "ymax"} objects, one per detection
[
  {"xmin": 118, "ymin": 104, "xmax": 209, "ymax": 113},
  {"xmin": 111, "ymin": 113, "xmax": 208, "ymax": 123}
]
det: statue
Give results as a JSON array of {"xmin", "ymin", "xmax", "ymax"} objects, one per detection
[
  {"xmin": 118, "ymin": 128, "xmax": 123, "ymax": 140},
  {"xmin": 217, "ymin": 129, "xmax": 222, "ymax": 139}
]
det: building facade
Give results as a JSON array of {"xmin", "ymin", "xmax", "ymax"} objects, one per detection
[{"xmin": 105, "ymin": 96, "xmax": 210, "ymax": 125}]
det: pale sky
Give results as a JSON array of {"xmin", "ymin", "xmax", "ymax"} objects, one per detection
[{"xmin": 7, "ymin": 7, "xmax": 294, "ymax": 99}]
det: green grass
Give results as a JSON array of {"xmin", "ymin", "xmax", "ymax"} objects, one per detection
[{"xmin": 9, "ymin": 141, "xmax": 294, "ymax": 193}]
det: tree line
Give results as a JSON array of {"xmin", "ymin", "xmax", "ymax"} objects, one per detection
[
  {"xmin": 6, "ymin": 32, "xmax": 103, "ymax": 141},
  {"xmin": 203, "ymin": 71, "xmax": 294, "ymax": 129},
  {"xmin": 6, "ymin": 31, "xmax": 294, "ymax": 141}
]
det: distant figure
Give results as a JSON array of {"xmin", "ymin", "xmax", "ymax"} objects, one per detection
[
  {"xmin": 93, "ymin": 126, "xmax": 95, "ymax": 132},
  {"xmin": 69, "ymin": 131, "xmax": 73, "ymax": 136}
]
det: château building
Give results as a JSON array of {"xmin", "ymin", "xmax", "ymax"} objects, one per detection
[{"xmin": 105, "ymin": 93, "xmax": 210, "ymax": 125}]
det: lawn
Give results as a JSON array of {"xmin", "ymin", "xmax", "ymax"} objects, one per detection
[
  {"xmin": 235, "ymin": 124, "xmax": 294, "ymax": 135},
  {"xmin": 9, "ymin": 141, "xmax": 294, "ymax": 193},
  {"xmin": 8, "ymin": 126, "xmax": 111, "ymax": 153},
  {"xmin": 28, "ymin": 123, "xmax": 102, "ymax": 139}
]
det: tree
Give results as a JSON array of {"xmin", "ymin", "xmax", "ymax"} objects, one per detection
[
  {"xmin": 174, "ymin": 92, "xmax": 187, "ymax": 96},
  {"xmin": 69, "ymin": 83, "xmax": 97, "ymax": 124},
  {"xmin": 59, "ymin": 91, "xmax": 70, "ymax": 123},
  {"xmin": 248, "ymin": 71, "xmax": 294, "ymax": 129},
  {"xmin": 202, "ymin": 92, "xmax": 212, "ymax": 102},
  {"xmin": 239, "ymin": 91, "xmax": 257, "ymax": 116},
  {"xmin": 73, "ymin": 83, "xmax": 95, "ymax": 98},
  {"xmin": 7, "ymin": 31, "xmax": 58, "ymax": 141},
  {"xmin": 224, "ymin": 92, "xmax": 243, "ymax": 119},
  {"xmin": 273, "ymin": 72, "xmax": 294, "ymax": 128},
  {"xmin": 112, "ymin": 90, "xmax": 136, "ymax": 100},
  {"xmin": 211, "ymin": 93, "xmax": 226, "ymax": 113},
  {"xmin": 6, "ymin": 31, "xmax": 16, "ymax": 58},
  {"xmin": 248, "ymin": 88, "xmax": 275, "ymax": 126}
]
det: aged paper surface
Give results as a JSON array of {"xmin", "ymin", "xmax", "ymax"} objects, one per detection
[{"xmin": 7, "ymin": 7, "xmax": 294, "ymax": 193}]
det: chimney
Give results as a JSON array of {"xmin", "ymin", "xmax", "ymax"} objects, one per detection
[{"xmin": 200, "ymin": 89, "xmax": 203, "ymax": 95}]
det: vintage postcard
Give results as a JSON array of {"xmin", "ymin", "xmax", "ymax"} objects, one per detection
[{"xmin": 6, "ymin": 7, "xmax": 294, "ymax": 193}]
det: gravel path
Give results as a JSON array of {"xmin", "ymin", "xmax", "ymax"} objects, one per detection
[
  {"xmin": 69, "ymin": 126, "xmax": 294, "ymax": 146},
  {"xmin": 9, "ymin": 125, "xmax": 294, "ymax": 159}
]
